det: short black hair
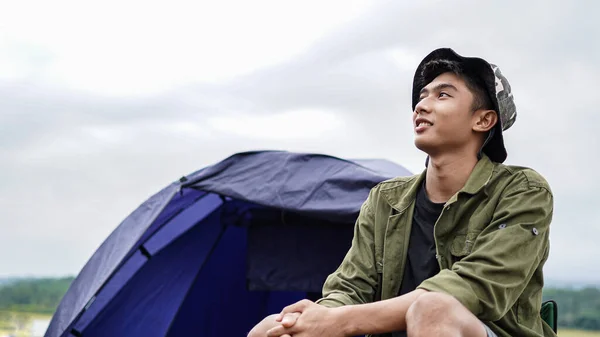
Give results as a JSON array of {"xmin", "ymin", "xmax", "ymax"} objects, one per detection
[{"xmin": 419, "ymin": 59, "xmax": 493, "ymax": 112}]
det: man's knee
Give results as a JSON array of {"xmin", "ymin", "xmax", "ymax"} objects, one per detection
[
  {"xmin": 406, "ymin": 292, "xmax": 487, "ymax": 337},
  {"xmin": 248, "ymin": 314, "xmax": 279, "ymax": 337},
  {"xmin": 407, "ymin": 291, "xmax": 458, "ymax": 322}
]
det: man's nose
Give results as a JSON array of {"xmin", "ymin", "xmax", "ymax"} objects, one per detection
[{"xmin": 414, "ymin": 97, "xmax": 431, "ymax": 114}]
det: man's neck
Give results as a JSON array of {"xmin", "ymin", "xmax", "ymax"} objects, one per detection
[{"xmin": 425, "ymin": 152, "xmax": 479, "ymax": 203}]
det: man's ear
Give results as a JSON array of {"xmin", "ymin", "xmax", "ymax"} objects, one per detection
[{"xmin": 473, "ymin": 109, "xmax": 498, "ymax": 132}]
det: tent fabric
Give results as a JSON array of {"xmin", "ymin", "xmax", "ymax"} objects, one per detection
[
  {"xmin": 68, "ymin": 194, "xmax": 225, "ymax": 334},
  {"xmin": 79, "ymin": 208, "xmax": 225, "ymax": 337},
  {"xmin": 45, "ymin": 151, "xmax": 412, "ymax": 337},
  {"xmin": 246, "ymin": 214, "xmax": 356, "ymax": 292},
  {"xmin": 184, "ymin": 151, "xmax": 412, "ymax": 223},
  {"xmin": 46, "ymin": 185, "xmax": 179, "ymax": 337}
]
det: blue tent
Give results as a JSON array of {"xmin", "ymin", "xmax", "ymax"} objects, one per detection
[{"xmin": 45, "ymin": 151, "xmax": 412, "ymax": 337}]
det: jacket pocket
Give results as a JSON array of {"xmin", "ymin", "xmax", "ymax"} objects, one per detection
[{"xmin": 449, "ymin": 232, "xmax": 479, "ymax": 263}]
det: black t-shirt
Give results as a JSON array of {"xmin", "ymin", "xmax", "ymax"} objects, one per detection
[
  {"xmin": 394, "ymin": 181, "xmax": 444, "ymax": 337},
  {"xmin": 399, "ymin": 180, "xmax": 444, "ymax": 295}
]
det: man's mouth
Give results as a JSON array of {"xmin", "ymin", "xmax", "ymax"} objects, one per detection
[{"xmin": 414, "ymin": 118, "xmax": 433, "ymax": 133}]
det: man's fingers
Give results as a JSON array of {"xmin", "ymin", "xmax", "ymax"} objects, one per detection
[
  {"xmin": 275, "ymin": 299, "xmax": 312, "ymax": 321},
  {"xmin": 281, "ymin": 312, "xmax": 300, "ymax": 328},
  {"xmin": 266, "ymin": 325, "xmax": 290, "ymax": 337}
]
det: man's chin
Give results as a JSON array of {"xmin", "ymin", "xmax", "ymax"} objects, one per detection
[{"xmin": 414, "ymin": 139, "xmax": 435, "ymax": 154}]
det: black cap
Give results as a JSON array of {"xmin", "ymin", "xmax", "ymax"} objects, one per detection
[{"xmin": 412, "ymin": 48, "xmax": 517, "ymax": 163}]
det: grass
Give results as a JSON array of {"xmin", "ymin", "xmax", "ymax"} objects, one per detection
[
  {"xmin": 0, "ymin": 310, "xmax": 52, "ymax": 337},
  {"xmin": 558, "ymin": 329, "xmax": 600, "ymax": 336}
]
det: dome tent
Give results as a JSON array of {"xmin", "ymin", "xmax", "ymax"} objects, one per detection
[{"xmin": 45, "ymin": 150, "xmax": 412, "ymax": 337}]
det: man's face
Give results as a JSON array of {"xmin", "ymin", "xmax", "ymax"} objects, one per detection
[{"xmin": 413, "ymin": 72, "xmax": 480, "ymax": 156}]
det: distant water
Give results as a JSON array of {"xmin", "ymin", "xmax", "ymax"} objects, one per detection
[{"xmin": 30, "ymin": 318, "xmax": 51, "ymax": 337}]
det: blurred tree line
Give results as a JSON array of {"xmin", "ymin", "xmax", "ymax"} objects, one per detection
[
  {"xmin": 543, "ymin": 287, "xmax": 600, "ymax": 331},
  {"xmin": 0, "ymin": 277, "xmax": 74, "ymax": 314}
]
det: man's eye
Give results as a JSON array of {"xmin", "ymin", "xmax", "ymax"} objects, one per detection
[{"xmin": 439, "ymin": 92, "xmax": 450, "ymax": 98}]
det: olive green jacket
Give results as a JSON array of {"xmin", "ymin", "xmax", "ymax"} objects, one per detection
[{"xmin": 316, "ymin": 155, "xmax": 556, "ymax": 337}]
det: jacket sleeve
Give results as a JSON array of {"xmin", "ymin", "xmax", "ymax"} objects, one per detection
[
  {"xmin": 417, "ymin": 171, "xmax": 554, "ymax": 321},
  {"xmin": 316, "ymin": 189, "xmax": 379, "ymax": 308}
]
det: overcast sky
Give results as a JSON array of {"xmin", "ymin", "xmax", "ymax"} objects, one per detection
[{"xmin": 1, "ymin": 0, "xmax": 599, "ymax": 284}]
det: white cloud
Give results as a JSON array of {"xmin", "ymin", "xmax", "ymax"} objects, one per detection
[
  {"xmin": 386, "ymin": 48, "xmax": 421, "ymax": 72},
  {"xmin": 208, "ymin": 109, "xmax": 345, "ymax": 140},
  {"xmin": 0, "ymin": 0, "xmax": 373, "ymax": 96},
  {"xmin": 13, "ymin": 119, "xmax": 216, "ymax": 163}
]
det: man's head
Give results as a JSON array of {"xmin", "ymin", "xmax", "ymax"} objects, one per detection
[{"xmin": 411, "ymin": 48, "xmax": 517, "ymax": 163}]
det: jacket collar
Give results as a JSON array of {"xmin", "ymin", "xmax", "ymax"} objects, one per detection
[
  {"xmin": 380, "ymin": 173, "xmax": 424, "ymax": 213},
  {"xmin": 381, "ymin": 154, "xmax": 496, "ymax": 211},
  {"xmin": 459, "ymin": 153, "xmax": 495, "ymax": 195}
]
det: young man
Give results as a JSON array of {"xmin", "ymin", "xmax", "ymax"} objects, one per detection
[{"xmin": 248, "ymin": 48, "xmax": 555, "ymax": 337}]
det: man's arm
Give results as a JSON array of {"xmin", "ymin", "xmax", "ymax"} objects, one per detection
[
  {"xmin": 268, "ymin": 289, "xmax": 427, "ymax": 337},
  {"xmin": 315, "ymin": 188, "xmax": 380, "ymax": 307},
  {"xmin": 335, "ymin": 289, "xmax": 427, "ymax": 334},
  {"xmin": 417, "ymin": 170, "xmax": 554, "ymax": 321}
]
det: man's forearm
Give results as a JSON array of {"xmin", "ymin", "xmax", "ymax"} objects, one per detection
[{"xmin": 334, "ymin": 289, "xmax": 428, "ymax": 335}]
